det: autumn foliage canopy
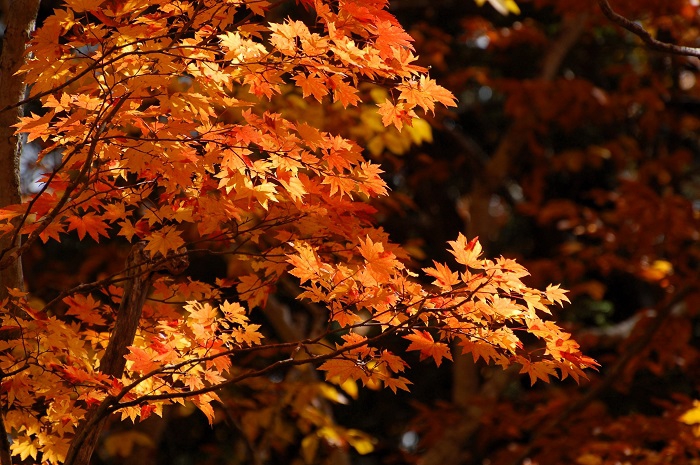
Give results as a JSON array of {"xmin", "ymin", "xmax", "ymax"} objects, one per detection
[
  {"xmin": 0, "ymin": 0, "xmax": 607, "ymax": 462},
  {"xmin": 16, "ymin": 0, "xmax": 700, "ymax": 463}
]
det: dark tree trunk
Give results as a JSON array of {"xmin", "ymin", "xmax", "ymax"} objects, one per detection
[{"xmin": 0, "ymin": 0, "xmax": 40, "ymax": 299}]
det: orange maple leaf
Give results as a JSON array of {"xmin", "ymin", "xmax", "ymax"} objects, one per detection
[
  {"xmin": 404, "ymin": 330, "xmax": 453, "ymax": 366},
  {"xmin": 124, "ymin": 346, "xmax": 160, "ymax": 374},
  {"xmin": 144, "ymin": 226, "xmax": 185, "ymax": 257},
  {"xmin": 423, "ymin": 261, "xmax": 460, "ymax": 290},
  {"xmin": 459, "ymin": 338, "xmax": 501, "ymax": 364},
  {"xmin": 377, "ymin": 100, "xmax": 416, "ymax": 131},
  {"xmin": 447, "ymin": 233, "xmax": 484, "ymax": 269},
  {"xmin": 319, "ymin": 359, "xmax": 370, "ymax": 385},
  {"xmin": 518, "ymin": 358, "xmax": 559, "ymax": 385},
  {"xmin": 287, "ymin": 243, "xmax": 325, "ymax": 284},
  {"xmin": 64, "ymin": 294, "xmax": 106, "ymax": 326},
  {"xmin": 358, "ymin": 236, "xmax": 400, "ymax": 284},
  {"xmin": 231, "ymin": 324, "xmax": 263, "ymax": 346},
  {"xmin": 66, "ymin": 213, "xmax": 111, "ymax": 242},
  {"xmin": 14, "ymin": 111, "xmax": 53, "ymax": 142},
  {"xmin": 329, "ymin": 75, "xmax": 361, "ymax": 108},
  {"xmin": 236, "ymin": 274, "xmax": 270, "ymax": 310},
  {"xmin": 373, "ymin": 20, "xmax": 414, "ymax": 57},
  {"xmin": 293, "ymin": 72, "xmax": 329, "ymax": 102},
  {"xmin": 545, "ymin": 284, "xmax": 571, "ymax": 306},
  {"xmin": 384, "ymin": 376, "xmax": 412, "ymax": 393}
]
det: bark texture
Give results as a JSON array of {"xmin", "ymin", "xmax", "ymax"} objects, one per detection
[
  {"xmin": 0, "ymin": 3, "xmax": 39, "ymax": 465},
  {"xmin": 0, "ymin": 0, "xmax": 40, "ymax": 298},
  {"xmin": 65, "ymin": 245, "xmax": 189, "ymax": 465}
]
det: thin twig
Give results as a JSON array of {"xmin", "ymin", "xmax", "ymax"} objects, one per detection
[{"xmin": 598, "ymin": 0, "xmax": 700, "ymax": 58}]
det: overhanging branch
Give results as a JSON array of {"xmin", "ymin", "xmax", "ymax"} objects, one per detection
[{"xmin": 598, "ymin": 0, "xmax": 700, "ymax": 58}]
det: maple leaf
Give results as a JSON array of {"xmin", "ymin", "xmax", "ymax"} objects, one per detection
[
  {"xmin": 319, "ymin": 359, "xmax": 370, "ymax": 385},
  {"xmin": 124, "ymin": 346, "xmax": 160, "ymax": 374},
  {"xmin": 64, "ymin": 0, "xmax": 103, "ymax": 13},
  {"xmin": 220, "ymin": 301, "xmax": 248, "ymax": 325},
  {"xmin": 519, "ymin": 359, "xmax": 559, "ymax": 385},
  {"xmin": 379, "ymin": 350, "xmax": 407, "ymax": 373},
  {"xmin": 545, "ymin": 284, "xmax": 571, "ymax": 306},
  {"xmin": 373, "ymin": 20, "xmax": 414, "ymax": 57},
  {"xmin": 288, "ymin": 243, "xmax": 327, "ymax": 284},
  {"xmin": 333, "ymin": 308, "xmax": 364, "ymax": 327},
  {"xmin": 399, "ymin": 76, "xmax": 457, "ymax": 115},
  {"xmin": 447, "ymin": 233, "xmax": 484, "ymax": 269},
  {"xmin": 383, "ymin": 376, "xmax": 412, "ymax": 393},
  {"xmin": 423, "ymin": 261, "xmax": 460, "ymax": 290},
  {"xmin": 459, "ymin": 338, "xmax": 501, "ymax": 364},
  {"xmin": 193, "ymin": 394, "xmax": 217, "ymax": 425},
  {"xmin": 296, "ymin": 122, "xmax": 326, "ymax": 150},
  {"xmin": 522, "ymin": 291, "xmax": 551, "ymax": 316},
  {"xmin": 117, "ymin": 220, "xmax": 139, "ymax": 242},
  {"xmin": 293, "ymin": 72, "xmax": 329, "ymax": 102},
  {"xmin": 489, "ymin": 295, "xmax": 522, "ymax": 319},
  {"xmin": 329, "ymin": 75, "xmax": 361, "ymax": 108},
  {"xmin": 377, "ymin": 100, "xmax": 416, "ymax": 131},
  {"xmin": 404, "ymin": 330, "xmax": 453, "ymax": 366},
  {"xmin": 185, "ymin": 301, "xmax": 218, "ymax": 326},
  {"xmin": 144, "ymin": 226, "xmax": 185, "ymax": 257},
  {"xmin": 242, "ymin": 0, "xmax": 270, "ymax": 15},
  {"xmin": 236, "ymin": 274, "xmax": 270, "ymax": 309},
  {"xmin": 10, "ymin": 438, "xmax": 38, "ymax": 461},
  {"xmin": 358, "ymin": 236, "xmax": 401, "ymax": 284},
  {"xmin": 14, "ymin": 111, "xmax": 54, "ymax": 142},
  {"xmin": 279, "ymin": 175, "xmax": 307, "ymax": 203},
  {"xmin": 64, "ymin": 294, "xmax": 106, "ymax": 326},
  {"xmin": 230, "ymin": 323, "xmax": 263, "ymax": 346},
  {"xmin": 66, "ymin": 213, "xmax": 111, "ymax": 242}
]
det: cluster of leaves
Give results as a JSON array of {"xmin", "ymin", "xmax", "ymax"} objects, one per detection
[{"xmin": 0, "ymin": 0, "xmax": 597, "ymax": 463}]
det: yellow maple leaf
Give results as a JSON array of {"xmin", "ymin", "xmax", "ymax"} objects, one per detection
[
  {"xmin": 144, "ymin": 226, "xmax": 185, "ymax": 257},
  {"xmin": 474, "ymin": 0, "xmax": 521, "ymax": 15},
  {"xmin": 64, "ymin": 0, "xmax": 104, "ymax": 13},
  {"xmin": 423, "ymin": 261, "xmax": 460, "ymax": 290},
  {"xmin": 545, "ymin": 284, "xmax": 571, "ymax": 306},
  {"xmin": 287, "ymin": 243, "xmax": 325, "ymax": 284},
  {"xmin": 447, "ymin": 233, "xmax": 484, "ymax": 269}
]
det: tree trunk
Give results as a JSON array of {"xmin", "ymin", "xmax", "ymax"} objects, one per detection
[
  {"xmin": 0, "ymin": 0, "xmax": 40, "ymax": 299},
  {"xmin": 0, "ymin": 3, "xmax": 40, "ymax": 465}
]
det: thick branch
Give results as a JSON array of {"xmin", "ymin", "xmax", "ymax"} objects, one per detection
[
  {"xmin": 598, "ymin": 0, "xmax": 700, "ymax": 58},
  {"xmin": 64, "ymin": 243, "xmax": 154, "ymax": 465},
  {"xmin": 0, "ymin": 408, "xmax": 10, "ymax": 465},
  {"xmin": 99, "ymin": 244, "xmax": 152, "ymax": 377},
  {"xmin": 63, "ymin": 245, "xmax": 189, "ymax": 465}
]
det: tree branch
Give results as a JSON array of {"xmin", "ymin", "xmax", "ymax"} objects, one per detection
[
  {"xmin": 64, "ymin": 243, "xmax": 188, "ymax": 465},
  {"xmin": 598, "ymin": 0, "xmax": 700, "ymax": 58}
]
